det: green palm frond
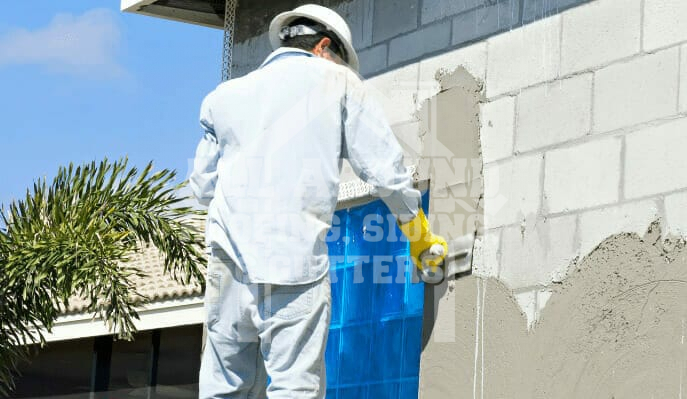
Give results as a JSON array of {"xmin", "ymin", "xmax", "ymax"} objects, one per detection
[{"xmin": 0, "ymin": 158, "xmax": 206, "ymax": 395}]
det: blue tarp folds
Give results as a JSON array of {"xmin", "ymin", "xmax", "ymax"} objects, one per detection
[{"xmin": 324, "ymin": 193, "xmax": 428, "ymax": 398}]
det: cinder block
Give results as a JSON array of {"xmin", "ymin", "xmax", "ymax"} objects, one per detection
[
  {"xmin": 544, "ymin": 137, "xmax": 621, "ymax": 213},
  {"xmin": 372, "ymin": 0, "xmax": 418, "ymax": 43},
  {"xmin": 473, "ymin": 229, "xmax": 501, "ymax": 278},
  {"xmin": 560, "ymin": 0, "xmax": 641, "ymax": 75},
  {"xmin": 665, "ymin": 190, "xmax": 687, "ymax": 237},
  {"xmin": 366, "ymin": 63, "xmax": 419, "ymax": 125},
  {"xmin": 499, "ymin": 214, "xmax": 578, "ymax": 289},
  {"xmin": 232, "ymin": 32, "xmax": 272, "ymax": 77},
  {"xmin": 680, "ymin": 44, "xmax": 687, "ymax": 113},
  {"xmin": 516, "ymin": 74, "xmax": 592, "ymax": 152},
  {"xmin": 643, "ymin": 0, "xmax": 687, "ymax": 51},
  {"xmin": 388, "ymin": 21, "xmax": 452, "ymax": 66},
  {"xmin": 358, "ymin": 44, "xmax": 388, "ymax": 78},
  {"xmin": 593, "ymin": 47, "xmax": 679, "ymax": 133},
  {"xmin": 578, "ymin": 200, "xmax": 659, "ymax": 256},
  {"xmin": 451, "ymin": 0, "xmax": 520, "ymax": 47},
  {"xmin": 334, "ymin": 0, "xmax": 374, "ymax": 49},
  {"xmin": 486, "ymin": 15, "xmax": 561, "ymax": 97},
  {"xmin": 417, "ymin": 42, "xmax": 487, "ymax": 105},
  {"xmin": 483, "ymin": 154, "xmax": 542, "ymax": 229},
  {"xmin": 480, "ymin": 96, "xmax": 515, "ymax": 163},
  {"xmin": 421, "ymin": 0, "xmax": 483, "ymax": 25},
  {"xmin": 624, "ymin": 117, "xmax": 687, "ymax": 199},
  {"xmin": 522, "ymin": 0, "xmax": 590, "ymax": 23}
]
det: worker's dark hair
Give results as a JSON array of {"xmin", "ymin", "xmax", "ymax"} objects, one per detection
[{"xmin": 280, "ymin": 17, "xmax": 346, "ymax": 61}]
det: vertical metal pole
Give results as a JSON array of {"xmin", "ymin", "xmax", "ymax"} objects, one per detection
[{"xmin": 222, "ymin": 0, "xmax": 239, "ymax": 81}]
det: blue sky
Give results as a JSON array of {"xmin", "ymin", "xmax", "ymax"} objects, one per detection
[{"xmin": 0, "ymin": 0, "xmax": 223, "ymax": 208}]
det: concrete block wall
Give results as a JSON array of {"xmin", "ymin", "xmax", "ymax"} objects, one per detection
[
  {"xmin": 358, "ymin": 0, "xmax": 687, "ymax": 328},
  {"xmin": 230, "ymin": 0, "xmax": 592, "ymax": 78},
  {"xmin": 476, "ymin": 0, "xmax": 687, "ymax": 327}
]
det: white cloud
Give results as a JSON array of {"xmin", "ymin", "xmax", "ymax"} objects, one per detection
[{"xmin": 0, "ymin": 8, "xmax": 124, "ymax": 77}]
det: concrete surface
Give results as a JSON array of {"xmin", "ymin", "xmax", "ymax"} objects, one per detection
[
  {"xmin": 389, "ymin": 21, "xmax": 451, "ymax": 65},
  {"xmin": 478, "ymin": 96, "xmax": 514, "ymax": 163},
  {"xmin": 421, "ymin": 225, "xmax": 687, "ymax": 398},
  {"xmin": 592, "ymin": 47, "xmax": 679, "ymax": 133},
  {"xmin": 483, "ymin": 154, "xmax": 542, "ymax": 228},
  {"xmin": 372, "ymin": 0, "xmax": 418, "ymax": 42},
  {"xmin": 451, "ymin": 0, "xmax": 520, "ymax": 47},
  {"xmin": 515, "ymin": 74, "xmax": 593, "ymax": 152},
  {"xmin": 522, "ymin": 0, "xmax": 591, "ymax": 23},
  {"xmin": 624, "ymin": 118, "xmax": 687, "ymax": 199},
  {"xmin": 543, "ymin": 136, "xmax": 622, "ymax": 213},
  {"xmin": 374, "ymin": 1, "xmax": 687, "ymax": 395},
  {"xmin": 485, "ymin": 15, "xmax": 561, "ymax": 97},
  {"xmin": 681, "ymin": 44, "xmax": 687, "ymax": 113},
  {"xmin": 560, "ymin": 0, "xmax": 641, "ymax": 75},
  {"xmin": 499, "ymin": 213, "xmax": 577, "ymax": 289},
  {"xmin": 643, "ymin": 0, "xmax": 687, "ymax": 51}
]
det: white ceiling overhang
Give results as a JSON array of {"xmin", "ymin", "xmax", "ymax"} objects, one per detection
[{"xmin": 121, "ymin": 0, "xmax": 225, "ymax": 29}]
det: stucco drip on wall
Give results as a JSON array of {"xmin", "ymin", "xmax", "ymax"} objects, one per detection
[{"xmin": 421, "ymin": 224, "xmax": 687, "ymax": 398}]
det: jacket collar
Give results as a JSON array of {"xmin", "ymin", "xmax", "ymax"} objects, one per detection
[{"xmin": 259, "ymin": 47, "xmax": 314, "ymax": 68}]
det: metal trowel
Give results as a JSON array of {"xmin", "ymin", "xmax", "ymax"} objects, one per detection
[{"xmin": 418, "ymin": 233, "xmax": 475, "ymax": 284}]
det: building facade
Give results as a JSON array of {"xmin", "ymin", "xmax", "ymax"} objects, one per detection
[{"xmin": 16, "ymin": 0, "xmax": 687, "ymax": 398}]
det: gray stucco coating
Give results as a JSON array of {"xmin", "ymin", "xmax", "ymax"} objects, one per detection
[{"xmin": 419, "ymin": 223, "xmax": 687, "ymax": 398}]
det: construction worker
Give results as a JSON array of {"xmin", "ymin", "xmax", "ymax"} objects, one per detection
[{"xmin": 190, "ymin": 4, "xmax": 448, "ymax": 398}]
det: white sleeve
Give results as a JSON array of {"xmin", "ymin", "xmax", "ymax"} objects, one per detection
[{"xmin": 189, "ymin": 94, "xmax": 219, "ymax": 207}]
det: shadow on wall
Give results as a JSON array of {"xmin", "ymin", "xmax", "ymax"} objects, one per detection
[{"xmin": 421, "ymin": 222, "xmax": 687, "ymax": 398}]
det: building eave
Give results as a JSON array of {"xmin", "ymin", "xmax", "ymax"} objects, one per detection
[
  {"xmin": 40, "ymin": 296, "xmax": 205, "ymax": 343},
  {"xmin": 121, "ymin": 0, "xmax": 224, "ymax": 29}
]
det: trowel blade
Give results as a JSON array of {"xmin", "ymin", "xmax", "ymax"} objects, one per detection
[{"xmin": 444, "ymin": 233, "xmax": 474, "ymax": 279}]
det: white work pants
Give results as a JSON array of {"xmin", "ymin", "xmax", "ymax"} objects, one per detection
[{"xmin": 199, "ymin": 247, "xmax": 331, "ymax": 399}]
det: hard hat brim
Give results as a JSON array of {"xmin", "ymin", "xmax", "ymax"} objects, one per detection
[{"xmin": 268, "ymin": 10, "xmax": 360, "ymax": 72}]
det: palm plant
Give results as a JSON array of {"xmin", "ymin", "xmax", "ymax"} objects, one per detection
[{"xmin": 0, "ymin": 158, "xmax": 206, "ymax": 395}]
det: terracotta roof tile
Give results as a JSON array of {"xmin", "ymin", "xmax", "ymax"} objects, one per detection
[{"xmin": 65, "ymin": 220, "xmax": 206, "ymax": 314}]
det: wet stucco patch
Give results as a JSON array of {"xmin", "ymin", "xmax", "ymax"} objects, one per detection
[
  {"xmin": 418, "ymin": 65, "xmax": 484, "ymax": 248},
  {"xmin": 420, "ymin": 223, "xmax": 687, "ymax": 398}
]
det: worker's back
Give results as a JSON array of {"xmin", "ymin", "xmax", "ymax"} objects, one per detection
[
  {"xmin": 195, "ymin": 7, "xmax": 440, "ymax": 398},
  {"xmin": 201, "ymin": 49, "xmax": 352, "ymax": 284}
]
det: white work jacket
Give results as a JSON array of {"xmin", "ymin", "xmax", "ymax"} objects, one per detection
[{"xmin": 190, "ymin": 47, "xmax": 421, "ymax": 285}]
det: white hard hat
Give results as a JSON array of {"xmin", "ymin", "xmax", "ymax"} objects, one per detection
[{"xmin": 269, "ymin": 4, "xmax": 360, "ymax": 72}]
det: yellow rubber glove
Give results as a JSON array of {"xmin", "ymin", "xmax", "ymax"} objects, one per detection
[{"xmin": 397, "ymin": 209, "xmax": 449, "ymax": 272}]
